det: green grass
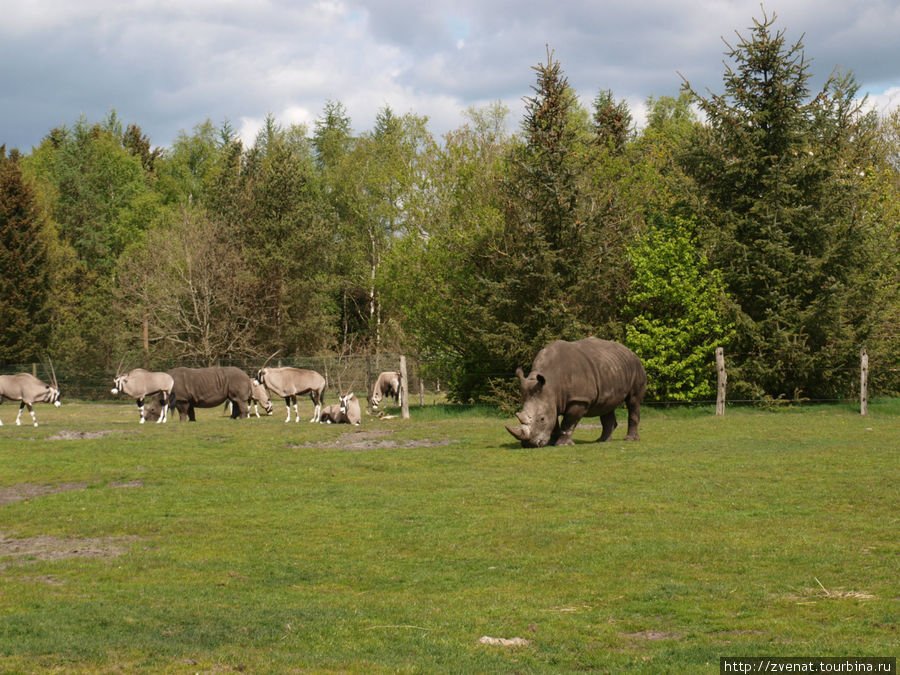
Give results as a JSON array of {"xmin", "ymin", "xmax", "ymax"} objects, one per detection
[{"xmin": 0, "ymin": 399, "xmax": 897, "ymax": 672}]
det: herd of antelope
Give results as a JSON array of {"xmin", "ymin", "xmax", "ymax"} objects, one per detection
[{"xmin": 0, "ymin": 356, "xmax": 403, "ymax": 428}]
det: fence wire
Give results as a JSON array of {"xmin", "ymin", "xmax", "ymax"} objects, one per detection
[{"xmin": 1, "ymin": 353, "xmax": 897, "ymax": 406}]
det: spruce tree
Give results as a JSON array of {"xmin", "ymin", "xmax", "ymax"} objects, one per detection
[
  {"xmin": 0, "ymin": 147, "xmax": 51, "ymax": 363},
  {"xmin": 681, "ymin": 10, "xmax": 878, "ymax": 399}
]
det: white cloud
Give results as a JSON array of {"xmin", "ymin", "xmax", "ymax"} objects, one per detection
[{"xmin": 2, "ymin": 0, "xmax": 900, "ymax": 151}]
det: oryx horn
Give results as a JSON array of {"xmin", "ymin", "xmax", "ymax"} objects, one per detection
[{"xmin": 260, "ymin": 349, "xmax": 282, "ymax": 370}]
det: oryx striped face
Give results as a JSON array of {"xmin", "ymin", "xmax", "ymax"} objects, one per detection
[
  {"xmin": 47, "ymin": 386, "xmax": 61, "ymax": 407},
  {"xmin": 111, "ymin": 375, "xmax": 127, "ymax": 395}
]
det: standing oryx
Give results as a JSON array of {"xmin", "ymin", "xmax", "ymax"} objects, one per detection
[
  {"xmin": 320, "ymin": 392, "xmax": 361, "ymax": 426},
  {"xmin": 111, "ymin": 367, "xmax": 175, "ymax": 423},
  {"xmin": 250, "ymin": 378, "xmax": 274, "ymax": 417},
  {"xmin": 257, "ymin": 366, "xmax": 326, "ymax": 423},
  {"xmin": 371, "ymin": 371, "xmax": 402, "ymax": 411},
  {"xmin": 0, "ymin": 364, "xmax": 61, "ymax": 427},
  {"xmin": 226, "ymin": 378, "xmax": 274, "ymax": 417}
]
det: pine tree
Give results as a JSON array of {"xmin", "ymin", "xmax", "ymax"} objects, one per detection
[
  {"xmin": 0, "ymin": 147, "xmax": 51, "ymax": 363},
  {"xmin": 681, "ymin": 10, "xmax": 878, "ymax": 399},
  {"xmin": 444, "ymin": 48, "xmax": 594, "ymax": 400}
]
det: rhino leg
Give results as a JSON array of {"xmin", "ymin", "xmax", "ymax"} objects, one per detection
[
  {"xmin": 555, "ymin": 403, "xmax": 588, "ymax": 446},
  {"xmin": 624, "ymin": 395, "xmax": 641, "ymax": 441},
  {"xmin": 598, "ymin": 411, "xmax": 618, "ymax": 442}
]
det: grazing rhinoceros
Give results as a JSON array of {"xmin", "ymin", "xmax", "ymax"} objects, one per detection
[
  {"xmin": 506, "ymin": 337, "xmax": 646, "ymax": 447},
  {"xmin": 166, "ymin": 366, "xmax": 253, "ymax": 421}
]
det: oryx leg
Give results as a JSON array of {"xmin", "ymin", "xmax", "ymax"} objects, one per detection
[
  {"xmin": 310, "ymin": 393, "xmax": 322, "ymax": 423},
  {"xmin": 17, "ymin": 402, "xmax": 38, "ymax": 427},
  {"xmin": 158, "ymin": 393, "xmax": 168, "ymax": 423},
  {"xmin": 293, "ymin": 396, "xmax": 302, "ymax": 423},
  {"xmin": 284, "ymin": 395, "xmax": 294, "ymax": 423},
  {"xmin": 137, "ymin": 397, "xmax": 146, "ymax": 424}
]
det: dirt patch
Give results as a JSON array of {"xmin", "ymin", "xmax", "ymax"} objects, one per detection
[
  {"xmin": 292, "ymin": 429, "xmax": 456, "ymax": 451},
  {"xmin": 110, "ymin": 479, "xmax": 144, "ymax": 489},
  {"xmin": 0, "ymin": 532, "xmax": 133, "ymax": 569},
  {"xmin": 0, "ymin": 482, "xmax": 89, "ymax": 506},
  {"xmin": 1, "ymin": 479, "xmax": 143, "ymax": 507},
  {"xmin": 47, "ymin": 429, "xmax": 122, "ymax": 440}
]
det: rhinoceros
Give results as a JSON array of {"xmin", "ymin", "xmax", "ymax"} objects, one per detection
[
  {"xmin": 506, "ymin": 338, "xmax": 646, "ymax": 447},
  {"xmin": 165, "ymin": 366, "xmax": 253, "ymax": 421}
]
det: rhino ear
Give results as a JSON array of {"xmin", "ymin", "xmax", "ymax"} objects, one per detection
[{"xmin": 515, "ymin": 367, "xmax": 527, "ymax": 390}]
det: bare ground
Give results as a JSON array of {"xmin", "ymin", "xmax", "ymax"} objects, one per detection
[
  {"xmin": 46, "ymin": 429, "xmax": 126, "ymax": 440},
  {"xmin": 0, "ymin": 482, "xmax": 89, "ymax": 506},
  {"xmin": 0, "ymin": 532, "xmax": 134, "ymax": 568},
  {"xmin": 0, "ymin": 480, "xmax": 142, "ymax": 568},
  {"xmin": 293, "ymin": 429, "xmax": 456, "ymax": 451}
]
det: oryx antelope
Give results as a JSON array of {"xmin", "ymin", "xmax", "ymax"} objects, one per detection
[
  {"xmin": 320, "ymin": 392, "xmax": 361, "ymax": 426},
  {"xmin": 371, "ymin": 371, "xmax": 402, "ymax": 410},
  {"xmin": 250, "ymin": 378, "xmax": 274, "ymax": 417},
  {"xmin": 225, "ymin": 378, "xmax": 274, "ymax": 417},
  {"xmin": 0, "ymin": 371, "xmax": 61, "ymax": 427},
  {"xmin": 111, "ymin": 368, "xmax": 175, "ymax": 423},
  {"xmin": 257, "ymin": 366, "xmax": 326, "ymax": 423}
]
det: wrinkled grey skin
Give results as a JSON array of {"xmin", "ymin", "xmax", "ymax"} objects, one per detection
[
  {"xmin": 506, "ymin": 338, "xmax": 647, "ymax": 447},
  {"xmin": 144, "ymin": 366, "xmax": 252, "ymax": 421}
]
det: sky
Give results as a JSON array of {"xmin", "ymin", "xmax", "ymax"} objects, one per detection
[{"xmin": 2, "ymin": 0, "xmax": 900, "ymax": 153}]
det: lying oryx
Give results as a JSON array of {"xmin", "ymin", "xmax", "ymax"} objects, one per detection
[
  {"xmin": 371, "ymin": 371, "xmax": 402, "ymax": 410},
  {"xmin": 257, "ymin": 366, "xmax": 326, "ymax": 423},
  {"xmin": 319, "ymin": 392, "xmax": 361, "ymax": 426},
  {"xmin": 111, "ymin": 368, "xmax": 175, "ymax": 423},
  {"xmin": 0, "ymin": 373, "xmax": 62, "ymax": 427}
]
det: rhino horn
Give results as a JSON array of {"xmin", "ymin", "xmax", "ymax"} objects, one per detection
[
  {"xmin": 505, "ymin": 425, "xmax": 531, "ymax": 442},
  {"xmin": 516, "ymin": 411, "xmax": 531, "ymax": 426}
]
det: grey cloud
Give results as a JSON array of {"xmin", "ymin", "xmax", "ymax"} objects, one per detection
[{"xmin": 2, "ymin": 0, "xmax": 899, "ymax": 153}]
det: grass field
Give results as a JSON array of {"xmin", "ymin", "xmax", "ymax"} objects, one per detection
[{"xmin": 0, "ymin": 398, "xmax": 897, "ymax": 672}]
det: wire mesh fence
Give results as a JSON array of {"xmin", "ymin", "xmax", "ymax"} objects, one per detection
[
  {"xmin": 0, "ymin": 355, "xmax": 445, "ymax": 405},
  {"xmin": 1, "ymin": 352, "xmax": 897, "ymax": 407}
]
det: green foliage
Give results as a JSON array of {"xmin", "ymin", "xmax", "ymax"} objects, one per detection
[
  {"xmin": 681, "ymin": 10, "xmax": 880, "ymax": 399},
  {"xmin": 624, "ymin": 216, "xmax": 735, "ymax": 401},
  {"xmin": 592, "ymin": 88, "xmax": 633, "ymax": 152},
  {"xmin": 453, "ymin": 50, "xmax": 598, "ymax": 400},
  {"xmin": 3, "ymin": 12, "xmax": 897, "ymax": 401},
  {"xmin": 239, "ymin": 116, "xmax": 334, "ymax": 354},
  {"xmin": 383, "ymin": 104, "xmax": 510, "ymax": 401},
  {"xmin": 0, "ymin": 148, "xmax": 52, "ymax": 362},
  {"xmin": 27, "ymin": 114, "xmax": 153, "ymax": 273}
]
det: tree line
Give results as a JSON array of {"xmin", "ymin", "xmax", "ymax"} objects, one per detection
[{"xmin": 2, "ymin": 11, "xmax": 898, "ymax": 403}]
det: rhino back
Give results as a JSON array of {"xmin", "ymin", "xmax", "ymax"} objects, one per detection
[
  {"xmin": 169, "ymin": 367, "xmax": 234, "ymax": 407},
  {"xmin": 221, "ymin": 367, "xmax": 252, "ymax": 399},
  {"xmin": 533, "ymin": 338, "xmax": 645, "ymax": 414}
]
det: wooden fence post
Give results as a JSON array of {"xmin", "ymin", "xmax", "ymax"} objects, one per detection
[
  {"xmin": 860, "ymin": 346, "xmax": 868, "ymax": 416},
  {"xmin": 715, "ymin": 347, "xmax": 727, "ymax": 416},
  {"xmin": 399, "ymin": 355, "xmax": 410, "ymax": 420}
]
